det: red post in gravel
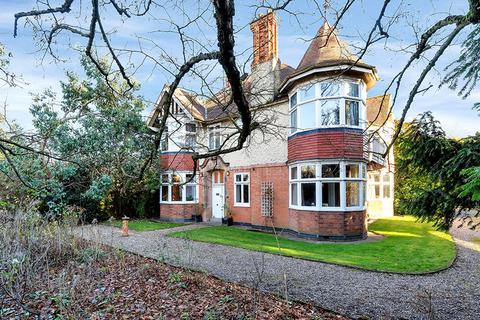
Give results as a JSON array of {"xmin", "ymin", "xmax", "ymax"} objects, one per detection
[{"xmin": 122, "ymin": 216, "xmax": 130, "ymax": 237}]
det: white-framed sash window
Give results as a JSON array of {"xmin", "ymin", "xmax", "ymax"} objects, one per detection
[{"xmin": 234, "ymin": 172, "xmax": 250, "ymax": 207}]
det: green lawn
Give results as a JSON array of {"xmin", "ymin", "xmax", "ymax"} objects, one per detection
[
  {"xmin": 107, "ymin": 219, "xmax": 185, "ymax": 231},
  {"xmin": 168, "ymin": 216, "xmax": 456, "ymax": 274}
]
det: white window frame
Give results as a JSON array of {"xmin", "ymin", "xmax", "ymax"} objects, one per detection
[
  {"xmin": 160, "ymin": 171, "xmax": 199, "ymax": 204},
  {"xmin": 234, "ymin": 172, "xmax": 250, "ymax": 207},
  {"xmin": 288, "ymin": 78, "xmax": 366, "ymax": 136},
  {"xmin": 289, "ymin": 160, "xmax": 367, "ymax": 211},
  {"xmin": 160, "ymin": 126, "xmax": 169, "ymax": 151},
  {"xmin": 368, "ymin": 171, "xmax": 392, "ymax": 200},
  {"xmin": 185, "ymin": 122, "xmax": 197, "ymax": 148},
  {"xmin": 209, "ymin": 125, "xmax": 222, "ymax": 150}
]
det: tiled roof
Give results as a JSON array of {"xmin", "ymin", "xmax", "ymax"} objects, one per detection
[
  {"xmin": 367, "ymin": 94, "xmax": 393, "ymax": 126},
  {"xmin": 296, "ymin": 21, "xmax": 361, "ymax": 72}
]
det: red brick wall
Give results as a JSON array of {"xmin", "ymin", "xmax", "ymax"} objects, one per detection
[
  {"xmin": 160, "ymin": 153, "xmax": 196, "ymax": 171},
  {"xmin": 289, "ymin": 209, "xmax": 367, "ymax": 238},
  {"xmin": 160, "ymin": 203, "xmax": 196, "ymax": 221},
  {"xmin": 225, "ymin": 163, "xmax": 290, "ymax": 229},
  {"xmin": 288, "ymin": 129, "xmax": 364, "ymax": 162},
  {"xmin": 250, "ymin": 11, "xmax": 277, "ymax": 68}
]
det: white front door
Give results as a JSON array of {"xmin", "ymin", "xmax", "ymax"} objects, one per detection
[
  {"xmin": 211, "ymin": 170, "xmax": 225, "ymax": 219},
  {"xmin": 212, "ymin": 185, "xmax": 225, "ymax": 219}
]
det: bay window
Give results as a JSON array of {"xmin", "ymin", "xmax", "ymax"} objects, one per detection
[
  {"xmin": 160, "ymin": 171, "xmax": 198, "ymax": 203},
  {"xmin": 234, "ymin": 173, "xmax": 250, "ymax": 206},
  {"xmin": 289, "ymin": 161, "xmax": 366, "ymax": 211},
  {"xmin": 289, "ymin": 78, "xmax": 365, "ymax": 134}
]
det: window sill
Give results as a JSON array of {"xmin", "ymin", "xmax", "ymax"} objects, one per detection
[
  {"xmin": 289, "ymin": 126, "xmax": 364, "ymax": 138},
  {"xmin": 160, "ymin": 201, "xmax": 199, "ymax": 204},
  {"xmin": 234, "ymin": 203, "xmax": 250, "ymax": 208},
  {"xmin": 289, "ymin": 206, "xmax": 366, "ymax": 212}
]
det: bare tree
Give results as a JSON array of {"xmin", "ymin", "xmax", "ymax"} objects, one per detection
[{"xmin": 10, "ymin": 1, "xmax": 480, "ymax": 168}]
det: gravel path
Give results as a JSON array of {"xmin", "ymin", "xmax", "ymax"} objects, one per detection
[{"xmin": 76, "ymin": 222, "xmax": 480, "ymax": 320}]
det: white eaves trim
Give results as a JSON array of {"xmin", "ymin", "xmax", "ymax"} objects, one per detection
[{"xmin": 279, "ymin": 64, "xmax": 378, "ymax": 93}]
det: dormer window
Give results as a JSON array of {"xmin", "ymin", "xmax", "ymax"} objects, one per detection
[{"xmin": 289, "ymin": 79, "xmax": 365, "ymax": 135}]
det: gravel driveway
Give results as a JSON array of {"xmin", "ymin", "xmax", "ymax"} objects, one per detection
[{"xmin": 76, "ymin": 222, "xmax": 480, "ymax": 320}]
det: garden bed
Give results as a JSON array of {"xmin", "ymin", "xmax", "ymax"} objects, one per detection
[{"xmin": 0, "ymin": 243, "xmax": 346, "ymax": 319}]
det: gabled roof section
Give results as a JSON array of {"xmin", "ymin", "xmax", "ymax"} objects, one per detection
[
  {"xmin": 146, "ymin": 86, "xmax": 207, "ymax": 128},
  {"xmin": 175, "ymin": 88, "xmax": 206, "ymax": 121},
  {"xmin": 297, "ymin": 21, "xmax": 360, "ymax": 71},
  {"xmin": 367, "ymin": 94, "xmax": 393, "ymax": 126}
]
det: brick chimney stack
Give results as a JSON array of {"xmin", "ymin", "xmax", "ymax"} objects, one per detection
[{"xmin": 250, "ymin": 10, "xmax": 278, "ymax": 68}]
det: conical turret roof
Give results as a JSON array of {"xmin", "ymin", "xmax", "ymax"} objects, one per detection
[
  {"xmin": 297, "ymin": 21, "xmax": 361, "ymax": 71},
  {"xmin": 279, "ymin": 21, "xmax": 378, "ymax": 92}
]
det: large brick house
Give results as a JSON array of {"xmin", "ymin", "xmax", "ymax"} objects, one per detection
[{"xmin": 147, "ymin": 12, "xmax": 395, "ymax": 240}]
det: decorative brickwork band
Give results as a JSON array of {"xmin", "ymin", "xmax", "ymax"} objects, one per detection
[{"xmin": 288, "ymin": 128, "xmax": 364, "ymax": 162}]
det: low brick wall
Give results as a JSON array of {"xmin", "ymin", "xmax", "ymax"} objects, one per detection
[
  {"xmin": 160, "ymin": 203, "xmax": 196, "ymax": 222},
  {"xmin": 288, "ymin": 209, "xmax": 367, "ymax": 240}
]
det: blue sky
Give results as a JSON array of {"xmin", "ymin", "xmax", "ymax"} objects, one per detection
[{"xmin": 0, "ymin": 0, "xmax": 478, "ymax": 137}]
